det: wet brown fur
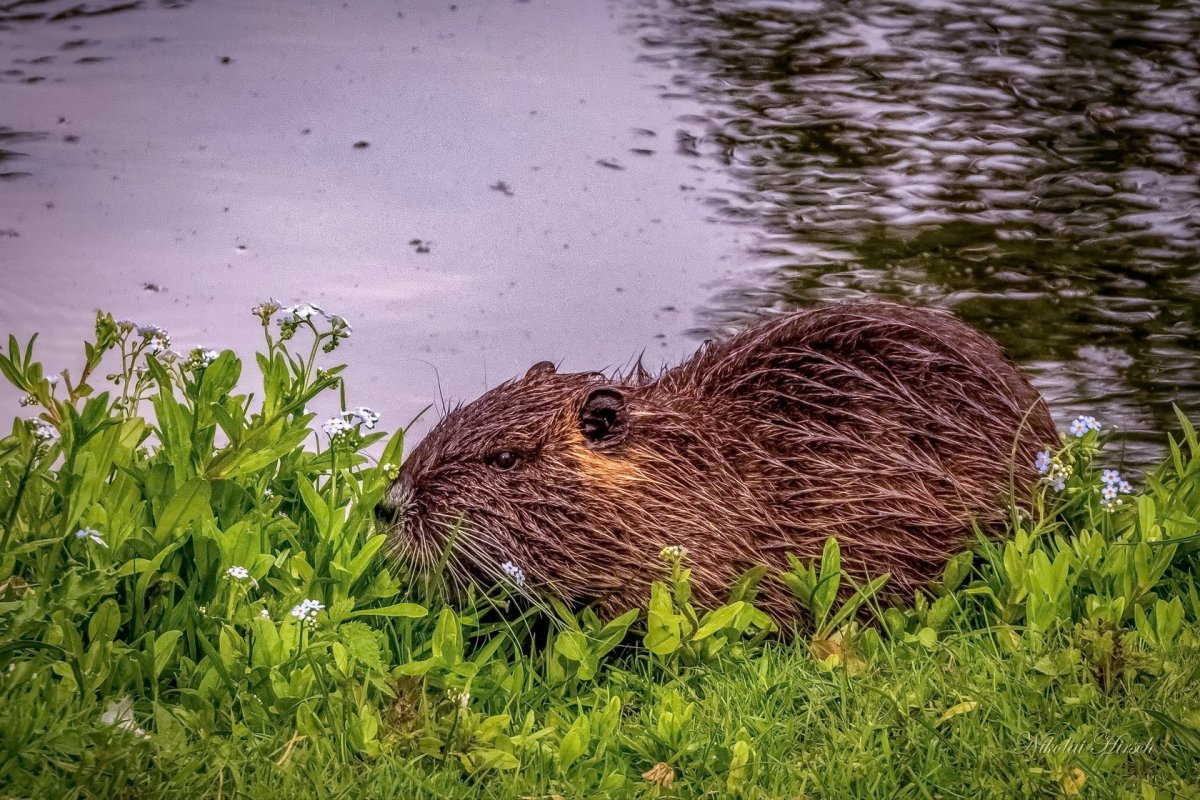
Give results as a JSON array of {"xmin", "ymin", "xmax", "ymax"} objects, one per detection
[{"xmin": 377, "ymin": 302, "xmax": 1057, "ymax": 627}]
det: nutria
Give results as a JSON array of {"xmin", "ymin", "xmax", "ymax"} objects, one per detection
[{"xmin": 376, "ymin": 302, "xmax": 1057, "ymax": 626}]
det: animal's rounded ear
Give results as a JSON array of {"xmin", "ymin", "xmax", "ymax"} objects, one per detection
[
  {"xmin": 525, "ymin": 360, "xmax": 557, "ymax": 379},
  {"xmin": 579, "ymin": 387, "xmax": 627, "ymax": 448}
]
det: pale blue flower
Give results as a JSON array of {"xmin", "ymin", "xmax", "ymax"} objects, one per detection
[
  {"xmin": 345, "ymin": 406, "xmax": 379, "ymax": 429},
  {"xmin": 1101, "ymin": 469, "xmax": 1121, "ymax": 486},
  {"xmin": 290, "ymin": 598, "xmax": 324, "ymax": 623},
  {"xmin": 225, "ymin": 565, "xmax": 249, "ymax": 580},
  {"xmin": 322, "ymin": 417, "xmax": 353, "ymax": 436},
  {"xmin": 31, "ymin": 420, "xmax": 58, "ymax": 442},
  {"xmin": 1035, "ymin": 450, "xmax": 1052, "ymax": 474},
  {"xmin": 500, "ymin": 560, "xmax": 526, "ymax": 587},
  {"xmin": 75, "ymin": 528, "xmax": 107, "ymax": 547}
]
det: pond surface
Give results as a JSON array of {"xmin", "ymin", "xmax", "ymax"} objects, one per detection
[{"xmin": 2, "ymin": 0, "xmax": 1198, "ymax": 470}]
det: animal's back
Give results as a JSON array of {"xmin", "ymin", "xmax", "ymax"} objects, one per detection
[{"xmin": 647, "ymin": 302, "xmax": 1056, "ymax": 606}]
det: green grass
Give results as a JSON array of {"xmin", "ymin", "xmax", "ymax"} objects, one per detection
[{"xmin": 1, "ymin": 307, "xmax": 1198, "ymax": 799}]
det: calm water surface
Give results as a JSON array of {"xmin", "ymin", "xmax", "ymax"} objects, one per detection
[{"xmin": 2, "ymin": 0, "xmax": 1198, "ymax": 469}]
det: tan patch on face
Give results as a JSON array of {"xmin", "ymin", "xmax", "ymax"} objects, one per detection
[{"xmin": 566, "ymin": 430, "xmax": 648, "ymax": 486}]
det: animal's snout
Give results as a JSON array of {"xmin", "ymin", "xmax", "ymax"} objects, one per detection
[{"xmin": 375, "ymin": 475, "xmax": 415, "ymax": 529}]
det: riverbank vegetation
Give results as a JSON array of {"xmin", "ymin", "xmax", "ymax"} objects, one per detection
[{"xmin": 1, "ymin": 309, "xmax": 1198, "ymax": 798}]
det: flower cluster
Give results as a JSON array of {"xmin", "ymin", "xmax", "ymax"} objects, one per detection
[
  {"xmin": 320, "ymin": 406, "xmax": 380, "ymax": 449},
  {"xmin": 74, "ymin": 528, "xmax": 107, "ymax": 547},
  {"xmin": 136, "ymin": 324, "xmax": 171, "ymax": 355},
  {"xmin": 225, "ymin": 565, "xmax": 250, "ymax": 580},
  {"xmin": 1035, "ymin": 448, "xmax": 1070, "ymax": 491},
  {"xmin": 381, "ymin": 462, "xmax": 400, "ymax": 481},
  {"xmin": 31, "ymin": 419, "xmax": 59, "ymax": 446},
  {"xmin": 268, "ymin": 301, "xmax": 352, "ymax": 350},
  {"xmin": 185, "ymin": 347, "xmax": 219, "ymax": 371},
  {"xmin": 1099, "ymin": 468, "xmax": 1133, "ymax": 512},
  {"xmin": 1069, "ymin": 415, "xmax": 1102, "ymax": 437},
  {"xmin": 659, "ymin": 544, "xmax": 688, "ymax": 562},
  {"xmin": 290, "ymin": 598, "xmax": 325, "ymax": 625},
  {"xmin": 500, "ymin": 560, "xmax": 526, "ymax": 588}
]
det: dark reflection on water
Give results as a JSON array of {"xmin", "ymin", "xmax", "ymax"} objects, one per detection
[{"xmin": 631, "ymin": 0, "xmax": 1200, "ymax": 467}]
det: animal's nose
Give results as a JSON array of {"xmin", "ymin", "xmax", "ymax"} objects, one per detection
[{"xmin": 375, "ymin": 475, "xmax": 414, "ymax": 527}]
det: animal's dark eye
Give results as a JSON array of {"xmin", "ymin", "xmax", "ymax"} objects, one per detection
[{"xmin": 488, "ymin": 451, "xmax": 520, "ymax": 471}]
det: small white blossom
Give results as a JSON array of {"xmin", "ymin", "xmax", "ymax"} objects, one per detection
[
  {"xmin": 74, "ymin": 528, "xmax": 107, "ymax": 547},
  {"xmin": 252, "ymin": 299, "xmax": 282, "ymax": 319},
  {"xmin": 263, "ymin": 488, "xmax": 274, "ymax": 499},
  {"xmin": 31, "ymin": 420, "xmax": 58, "ymax": 442},
  {"xmin": 345, "ymin": 406, "xmax": 379, "ymax": 429},
  {"xmin": 327, "ymin": 313, "xmax": 352, "ymax": 334},
  {"xmin": 322, "ymin": 417, "xmax": 353, "ymax": 436},
  {"xmin": 136, "ymin": 324, "xmax": 166, "ymax": 339},
  {"xmin": 290, "ymin": 598, "xmax": 324, "ymax": 623},
  {"xmin": 278, "ymin": 303, "xmax": 324, "ymax": 324},
  {"xmin": 187, "ymin": 347, "xmax": 219, "ymax": 370},
  {"xmin": 100, "ymin": 697, "xmax": 149, "ymax": 739},
  {"xmin": 259, "ymin": 608, "xmax": 271, "ymax": 619},
  {"xmin": 500, "ymin": 560, "xmax": 526, "ymax": 587},
  {"xmin": 659, "ymin": 544, "xmax": 688, "ymax": 562},
  {"xmin": 46, "ymin": 374, "xmax": 59, "ymax": 386},
  {"xmin": 225, "ymin": 565, "xmax": 249, "ymax": 580}
]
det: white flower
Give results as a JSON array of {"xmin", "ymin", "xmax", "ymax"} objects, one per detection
[
  {"xmin": 136, "ymin": 324, "xmax": 167, "ymax": 339},
  {"xmin": 187, "ymin": 347, "xmax": 219, "ymax": 369},
  {"xmin": 74, "ymin": 528, "xmax": 107, "ymax": 547},
  {"xmin": 326, "ymin": 313, "xmax": 352, "ymax": 334},
  {"xmin": 322, "ymin": 417, "xmax": 353, "ymax": 436},
  {"xmin": 500, "ymin": 560, "xmax": 526, "ymax": 588},
  {"xmin": 259, "ymin": 608, "xmax": 271, "ymax": 619},
  {"xmin": 263, "ymin": 488, "xmax": 274, "ymax": 499},
  {"xmin": 659, "ymin": 544, "xmax": 688, "ymax": 562},
  {"xmin": 252, "ymin": 299, "xmax": 282, "ymax": 319},
  {"xmin": 31, "ymin": 420, "xmax": 58, "ymax": 442},
  {"xmin": 345, "ymin": 406, "xmax": 379, "ymax": 429},
  {"xmin": 1035, "ymin": 450, "xmax": 1052, "ymax": 474},
  {"xmin": 100, "ymin": 697, "xmax": 149, "ymax": 739},
  {"xmin": 225, "ymin": 565, "xmax": 249, "ymax": 580},
  {"xmin": 46, "ymin": 374, "xmax": 59, "ymax": 386},
  {"xmin": 278, "ymin": 303, "xmax": 324, "ymax": 324},
  {"xmin": 290, "ymin": 598, "xmax": 325, "ymax": 623}
]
